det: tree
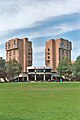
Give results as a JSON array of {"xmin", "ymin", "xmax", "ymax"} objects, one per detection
[
  {"xmin": 0, "ymin": 59, "xmax": 7, "ymax": 79},
  {"xmin": 0, "ymin": 58, "xmax": 5, "ymax": 68},
  {"xmin": 57, "ymin": 58, "xmax": 72, "ymax": 81},
  {"xmin": 72, "ymin": 56, "xmax": 80, "ymax": 81},
  {"xmin": 76, "ymin": 55, "xmax": 80, "ymax": 62},
  {"xmin": 6, "ymin": 59, "xmax": 22, "ymax": 81}
]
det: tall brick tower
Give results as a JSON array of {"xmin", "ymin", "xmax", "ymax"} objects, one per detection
[
  {"xmin": 45, "ymin": 38, "xmax": 72, "ymax": 72},
  {"xmin": 6, "ymin": 38, "xmax": 32, "ymax": 72}
]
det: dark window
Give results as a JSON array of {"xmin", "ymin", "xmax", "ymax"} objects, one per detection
[
  {"xmin": 14, "ymin": 40, "xmax": 16, "ymax": 44},
  {"xmin": 45, "ymin": 69, "xmax": 51, "ymax": 72},
  {"xmin": 8, "ymin": 42, "xmax": 10, "ymax": 49},
  {"xmin": 28, "ymin": 56, "xmax": 30, "ymax": 59},
  {"xmin": 48, "ymin": 60, "xmax": 50, "ymax": 63},
  {"xmin": 48, "ymin": 48, "xmax": 50, "ymax": 51},
  {"xmin": 9, "ymin": 51, "xmax": 11, "ymax": 56},
  {"xmin": 28, "ymin": 69, "xmax": 35, "ymax": 72},
  {"xmin": 28, "ymin": 48, "xmax": 31, "ymax": 51},
  {"xmin": 66, "ymin": 51, "xmax": 68, "ymax": 56},
  {"xmin": 59, "ymin": 56, "xmax": 61, "ymax": 62},
  {"xmin": 28, "ymin": 53, "xmax": 31, "ymax": 55},
  {"xmin": 48, "ymin": 56, "xmax": 50, "ymax": 59},
  {"xmin": 13, "ymin": 50, "xmax": 15, "ymax": 55},
  {"xmin": 36, "ymin": 69, "xmax": 44, "ymax": 72},
  {"xmin": 62, "ymin": 49, "xmax": 64, "ymax": 55}
]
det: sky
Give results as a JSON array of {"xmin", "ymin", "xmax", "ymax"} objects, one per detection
[{"xmin": 0, "ymin": 0, "xmax": 80, "ymax": 66}]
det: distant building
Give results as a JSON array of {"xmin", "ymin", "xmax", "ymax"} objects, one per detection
[
  {"xmin": 14, "ymin": 66, "xmax": 60, "ymax": 82},
  {"xmin": 45, "ymin": 38, "xmax": 72, "ymax": 72},
  {"xmin": 5, "ymin": 38, "xmax": 32, "ymax": 72},
  {"xmin": 18, "ymin": 66, "xmax": 52, "ymax": 82},
  {"xmin": 27, "ymin": 66, "xmax": 52, "ymax": 81}
]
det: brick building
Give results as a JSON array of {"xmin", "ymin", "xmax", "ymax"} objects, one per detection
[
  {"xmin": 45, "ymin": 38, "xmax": 72, "ymax": 72},
  {"xmin": 6, "ymin": 38, "xmax": 32, "ymax": 72}
]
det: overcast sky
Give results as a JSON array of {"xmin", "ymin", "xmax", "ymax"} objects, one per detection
[{"xmin": 0, "ymin": 0, "xmax": 80, "ymax": 65}]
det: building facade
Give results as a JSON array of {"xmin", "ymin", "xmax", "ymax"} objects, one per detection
[
  {"xmin": 45, "ymin": 38, "xmax": 72, "ymax": 72},
  {"xmin": 6, "ymin": 38, "xmax": 32, "ymax": 72},
  {"xmin": 27, "ymin": 66, "xmax": 52, "ymax": 81},
  {"xmin": 14, "ymin": 66, "xmax": 61, "ymax": 82}
]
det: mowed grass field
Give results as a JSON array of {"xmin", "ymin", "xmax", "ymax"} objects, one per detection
[{"xmin": 0, "ymin": 82, "xmax": 80, "ymax": 120}]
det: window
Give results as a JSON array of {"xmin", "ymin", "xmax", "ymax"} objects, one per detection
[
  {"xmin": 60, "ymin": 42, "xmax": 65, "ymax": 47},
  {"xmin": 48, "ymin": 60, "xmax": 49, "ymax": 63},
  {"xmin": 48, "ymin": 52, "xmax": 50, "ymax": 55},
  {"xmin": 48, "ymin": 56, "xmax": 50, "ymax": 59},
  {"xmin": 8, "ymin": 42, "xmax": 10, "ymax": 49},
  {"xmin": 14, "ymin": 40, "xmax": 16, "ymax": 44},
  {"xmin": 28, "ymin": 42, "xmax": 32, "ymax": 47},
  {"xmin": 28, "ymin": 53, "xmax": 31, "ymax": 55},
  {"xmin": 28, "ymin": 56, "xmax": 30, "ymax": 59},
  {"xmin": 28, "ymin": 61, "xmax": 32, "ymax": 66},
  {"xmin": 62, "ymin": 49, "xmax": 64, "ymax": 55},
  {"xmin": 48, "ymin": 48, "xmax": 50, "ymax": 51},
  {"xmin": 13, "ymin": 50, "xmax": 15, "ymax": 55},
  {"xmin": 45, "ymin": 69, "xmax": 51, "ymax": 72},
  {"xmin": 66, "ymin": 51, "xmax": 68, "ymax": 56},
  {"xmin": 28, "ymin": 48, "xmax": 31, "ymax": 51},
  {"xmin": 9, "ymin": 51, "xmax": 11, "ymax": 56},
  {"xmin": 36, "ymin": 69, "xmax": 44, "ymax": 72},
  {"xmin": 29, "ymin": 69, "xmax": 35, "ymax": 72},
  {"xmin": 67, "ymin": 43, "xmax": 69, "ymax": 49}
]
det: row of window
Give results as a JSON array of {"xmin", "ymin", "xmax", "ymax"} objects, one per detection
[
  {"xmin": 60, "ymin": 39, "xmax": 70, "ymax": 47},
  {"xmin": 28, "ymin": 69, "xmax": 51, "ymax": 72},
  {"xmin": 28, "ymin": 61, "xmax": 32, "ymax": 66},
  {"xmin": 59, "ymin": 49, "xmax": 69, "ymax": 56},
  {"xmin": 8, "ymin": 50, "xmax": 18, "ymax": 56},
  {"xmin": 8, "ymin": 51, "xmax": 32, "ymax": 57},
  {"xmin": 6, "ymin": 39, "xmax": 18, "ymax": 49},
  {"xmin": 6, "ymin": 41, "xmax": 32, "ymax": 50}
]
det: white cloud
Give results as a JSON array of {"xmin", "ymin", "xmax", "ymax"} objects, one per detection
[
  {"xmin": 0, "ymin": 48, "xmax": 5, "ymax": 58},
  {"xmin": 29, "ymin": 23, "xmax": 80, "ymax": 38},
  {"xmin": 33, "ymin": 55, "xmax": 45, "ymax": 66},
  {"xmin": 72, "ymin": 40, "xmax": 80, "ymax": 60},
  {"xmin": 0, "ymin": 41, "xmax": 4, "ymax": 45},
  {"xmin": 33, "ymin": 46, "xmax": 45, "ymax": 54},
  {"xmin": 0, "ymin": 0, "xmax": 80, "ymax": 32},
  {"xmin": 33, "ymin": 45, "xmax": 45, "ymax": 65},
  {"xmin": 0, "ymin": 0, "xmax": 80, "ymax": 64}
]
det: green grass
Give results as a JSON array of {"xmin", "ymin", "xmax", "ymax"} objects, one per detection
[{"xmin": 0, "ymin": 82, "xmax": 80, "ymax": 120}]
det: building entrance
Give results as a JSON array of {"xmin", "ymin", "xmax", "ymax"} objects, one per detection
[
  {"xmin": 28, "ymin": 74, "xmax": 35, "ymax": 81},
  {"xmin": 45, "ymin": 74, "xmax": 51, "ymax": 81},
  {"xmin": 36, "ymin": 74, "xmax": 44, "ymax": 81}
]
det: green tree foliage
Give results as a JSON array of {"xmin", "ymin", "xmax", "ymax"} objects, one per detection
[
  {"xmin": 72, "ymin": 56, "xmax": 80, "ymax": 81},
  {"xmin": 76, "ymin": 55, "xmax": 80, "ymax": 62},
  {"xmin": 57, "ymin": 58, "xmax": 72, "ymax": 81},
  {"xmin": 0, "ymin": 59, "xmax": 5, "ymax": 68},
  {"xmin": 0, "ymin": 59, "xmax": 7, "ymax": 78},
  {"xmin": 6, "ymin": 59, "xmax": 22, "ymax": 81}
]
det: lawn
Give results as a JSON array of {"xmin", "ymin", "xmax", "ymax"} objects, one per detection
[{"xmin": 0, "ymin": 82, "xmax": 80, "ymax": 120}]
